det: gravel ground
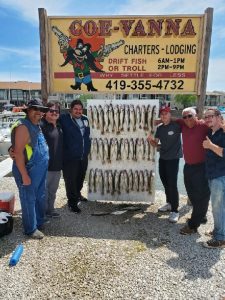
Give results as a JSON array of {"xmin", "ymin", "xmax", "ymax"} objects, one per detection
[{"xmin": 0, "ymin": 177, "xmax": 225, "ymax": 300}]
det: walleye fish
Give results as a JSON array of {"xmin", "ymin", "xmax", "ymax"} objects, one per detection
[
  {"xmin": 145, "ymin": 139, "xmax": 151, "ymax": 161},
  {"xmin": 124, "ymin": 105, "xmax": 130, "ymax": 131},
  {"xmin": 89, "ymin": 138, "xmax": 92, "ymax": 160},
  {"xmin": 87, "ymin": 105, "xmax": 94, "ymax": 129},
  {"xmin": 140, "ymin": 105, "xmax": 146, "ymax": 130},
  {"xmin": 149, "ymin": 144, "xmax": 156, "ymax": 162},
  {"xmin": 108, "ymin": 170, "xmax": 114, "ymax": 195},
  {"xmin": 98, "ymin": 138, "xmax": 105, "ymax": 164},
  {"xmin": 114, "ymin": 170, "xmax": 120, "ymax": 194},
  {"xmin": 103, "ymin": 104, "xmax": 110, "ymax": 132},
  {"xmin": 143, "ymin": 169, "xmax": 149, "ymax": 192},
  {"xmin": 147, "ymin": 105, "xmax": 153, "ymax": 132},
  {"xmin": 96, "ymin": 169, "xmax": 104, "ymax": 195},
  {"xmin": 114, "ymin": 104, "xmax": 120, "ymax": 134},
  {"xmin": 136, "ymin": 105, "xmax": 141, "ymax": 129},
  {"xmin": 119, "ymin": 104, "xmax": 125, "ymax": 131},
  {"xmin": 151, "ymin": 105, "xmax": 157, "ymax": 134},
  {"xmin": 108, "ymin": 104, "xmax": 115, "ymax": 132},
  {"xmin": 129, "ymin": 138, "xmax": 135, "ymax": 160},
  {"xmin": 98, "ymin": 105, "xmax": 105, "ymax": 134},
  {"xmin": 135, "ymin": 138, "xmax": 143, "ymax": 162},
  {"xmin": 124, "ymin": 138, "xmax": 130, "ymax": 160},
  {"xmin": 92, "ymin": 138, "xmax": 99, "ymax": 160},
  {"xmin": 93, "ymin": 168, "xmax": 98, "ymax": 192},
  {"xmin": 128, "ymin": 169, "xmax": 133, "ymax": 191},
  {"xmin": 139, "ymin": 170, "xmax": 145, "ymax": 192},
  {"xmin": 93, "ymin": 105, "xmax": 99, "ymax": 129},
  {"xmin": 124, "ymin": 170, "xmax": 129, "ymax": 193},
  {"xmin": 148, "ymin": 170, "xmax": 155, "ymax": 195},
  {"xmin": 120, "ymin": 139, "xmax": 126, "ymax": 161},
  {"xmin": 141, "ymin": 138, "xmax": 145, "ymax": 160},
  {"xmin": 133, "ymin": 170, "xmax": 139, "ymax": 192},
  {"xmin": 110, "ymin": 138, "xmax": 119, "ymax": 162},
  {"xmin": 103, "ymin": 170, "xmax": 109, "ymax": 194},
  {"xmin": 120, "ymin": 170, "xmax": 129, "ymax": 193},
  {"xmin": 88, "ymin": 168, "xmax": 95, "ymax": 193},
  {"xmin": 103, "ymin": 138, "xmax": 109, "ymax": 163},
  {"xmin": 129, "ymin": 104, "xmax": 136, "ymax": 131}
]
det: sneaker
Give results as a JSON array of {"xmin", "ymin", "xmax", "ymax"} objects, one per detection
[
  {"xmin": 205, "ymin": 231, "xmax": 213, "ymax": 237},
  {"xmin": 200, "ymin": 216, "xmax": 208, "ymax": 224},
  {"xmin": 46, "ymin": 212, "xmax": 60, "ymax": 218},
  {"xmin": 30, "ymin": 229, "xmax": 44, "ymax": 239},
  {"xmin": 169, "ymin": 212, "xmax": 179, "ymax": 223},
  {"xmin": 69, "ymin": 205, "xmax": 81, "ymax": 214},
  {"xmin": 203, "ymin": 239, "xmax": 225, "ymax": 249},
  {"xmin": 79, "ymin": 195, "xmax": 88, "ymax": 202},
  {"xmin": 158, "ymin": 203, "xmax": 171, "ymax": 212},
  {"xmin": 180, "ymin": 224, "xmax": 197, "ymax": 235}
]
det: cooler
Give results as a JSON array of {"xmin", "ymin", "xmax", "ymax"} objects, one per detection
[{"xmin": 0, "ymin": 192, "xmax": 15, "ymax": 214}]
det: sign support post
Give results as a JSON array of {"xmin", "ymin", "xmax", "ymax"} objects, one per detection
[
  {"xmin": 39, "ymin": 8, "xmax": 50, "ymax": 104},
  {"xmin": 197, "ymin": 7, "xmax": 213, "ymax": 117}
]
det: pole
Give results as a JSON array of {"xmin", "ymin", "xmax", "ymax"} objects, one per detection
[
  {"xmin": 39, "ymin": 8, "xmax": 49, "ymax": 104},
  {"xmin": 197, "ymin": 7, "xmax": 213, "ymax": 118}
]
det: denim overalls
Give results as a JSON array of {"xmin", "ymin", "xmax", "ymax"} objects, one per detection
[{"xmin": 12, "ymin": 118, "xmax": 49, "ymax": 235}]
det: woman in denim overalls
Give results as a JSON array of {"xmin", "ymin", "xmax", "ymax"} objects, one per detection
[{"xmin": 12, "ymin": 100, "xmax": 49, "ymax": 239}]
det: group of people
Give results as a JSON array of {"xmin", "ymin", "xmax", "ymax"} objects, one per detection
[
  {"xmin": 11, "ymin": 99, "xmax": 225, "ymax": 249},
  {"xmin": 149, "ymin": 106, "xmax": 225, "ymax": 248},
  {"xmin": 11, "ymin": 99, "xmax": 90, "ymax": 239}
]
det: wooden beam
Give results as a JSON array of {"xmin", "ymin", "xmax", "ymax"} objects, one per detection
[
  {"xmin": 197, "ymin": 7, "xmax": 213, "ymax": 117},
  {"xmin": 39, "ymin": 8, "xmax": 49, "ymax": 104}
]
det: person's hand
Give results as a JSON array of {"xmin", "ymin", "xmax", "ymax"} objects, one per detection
[
  {"xmin": 22, "ymin": 174, "xmax": 31, "ymax": 186},
  {"xmin": 203, "ymin": 136, "xmax": 213, "ymax": 150},
  {"xmin": 147, "ymin": 134, "xmax": 155, "ymax": 143},
  {"xmin": 8, "ymin": 146, "xmax": 15, "ymax": 160}
]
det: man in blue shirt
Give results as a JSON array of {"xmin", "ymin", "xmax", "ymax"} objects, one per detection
[
  {"xmin": 203, "ymin": 108, "xmax": 225, "ymax": 248},
  {"xmin": 59, "ymin": 100, "xmax": 91, "ymax": 213}
]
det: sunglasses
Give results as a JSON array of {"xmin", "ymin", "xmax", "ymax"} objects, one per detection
[
  {"xmin": 49, "ymin": 109, "xmax": 59, "ymax": 114},
  {"xmin": 183, "ymin": 114, "xmax": 193, "ymax": 120}
]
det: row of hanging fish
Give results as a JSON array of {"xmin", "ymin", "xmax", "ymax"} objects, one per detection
[
  {"xmin": 87, "ymin": 104, "xmax": 157, "ymax": 134},
  {"xmin": 88, "ymin": 168, "xmax": 155, "ymax": 195},
  {"xmin": 89, "ymin": 137, "xmax": 156, "ymax": 163}
]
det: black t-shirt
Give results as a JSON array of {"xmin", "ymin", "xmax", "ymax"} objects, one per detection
[
  {"xmin": 155, "ymin": 121, "xmax": 182, "ymax": 160},
  {"xmin": 40, "ymin": 119, "xmax": 63, "ymax": 171}
]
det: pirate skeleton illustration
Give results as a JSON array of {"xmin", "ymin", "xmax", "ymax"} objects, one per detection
[{"xmin": 52, "ymin": 26, "xmax": 125, "ymax": 91}]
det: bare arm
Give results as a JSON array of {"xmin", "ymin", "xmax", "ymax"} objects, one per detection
[
  {"xmin": 203, "ymin": 136, "xmax": 224, "ymax": 157},
  {"xmin": 14, "ymin": 125, "xmax": 31, "ymax": 185},
  {"xmin": 147, "ymin": 134, "xmax": 159, "ymax": 147}
]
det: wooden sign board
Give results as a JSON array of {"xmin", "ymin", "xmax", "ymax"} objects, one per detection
[{"xmin": 39, "ymin": 9, "xmax": 213, "ymax": 96}]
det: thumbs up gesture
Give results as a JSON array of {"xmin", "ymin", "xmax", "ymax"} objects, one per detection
[{"xmin": 203, "ymin": 136, "xmax": 212, "ymax": 149}]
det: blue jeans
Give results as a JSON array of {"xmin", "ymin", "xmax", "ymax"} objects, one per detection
[
  {"xmin": 209, "ymin": 176, "xmax": 225, "ymax": 241},
  {"xmin": 13, "ymin": 132, "xmax": 49, "ymax": 235}
]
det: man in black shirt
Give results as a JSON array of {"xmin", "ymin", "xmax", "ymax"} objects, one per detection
[{"xmin": 148, "ymin": 106, "xmax": 182, "ymax": 223}]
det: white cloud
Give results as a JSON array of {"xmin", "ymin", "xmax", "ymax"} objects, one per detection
[
  {"xmin": 118, "ymin": 0, "xmax": 225, "ymax": 15},
  {"xmin": 0, "ymin": 71, "xmax": 40, "ymax": 82},
  {"xmin": 0, "ymin": 46, "xmax": 40, "ymax": 61},
  {"xmin": 207, "ymin": 58, "xmax": 225, "ymax": 91},
  {"xmin": 0, "ymin": 0, "xmax": 73, "ymax": 24}
]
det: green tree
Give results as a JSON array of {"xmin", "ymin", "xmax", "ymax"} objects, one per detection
[
  {"xmin": 79, "ymin": 94, "xmax": 94, "ymax": 108},
  {"xmin": 174, "ymin": 94, "xmax": 197, "ymax": 108}
]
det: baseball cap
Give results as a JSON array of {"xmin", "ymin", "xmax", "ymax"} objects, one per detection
[
  {"xmin": 159, "ymin": 106, "xmax": 171, "ymax": 114},
  {"xmin": 22, "ymin": 99, "xmax": 49, "ymax": 113}
]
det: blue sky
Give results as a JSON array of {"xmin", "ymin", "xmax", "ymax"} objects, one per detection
[{"xmin": 0, "ymin": 0, "xmax": 224, "ymax": 91}]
